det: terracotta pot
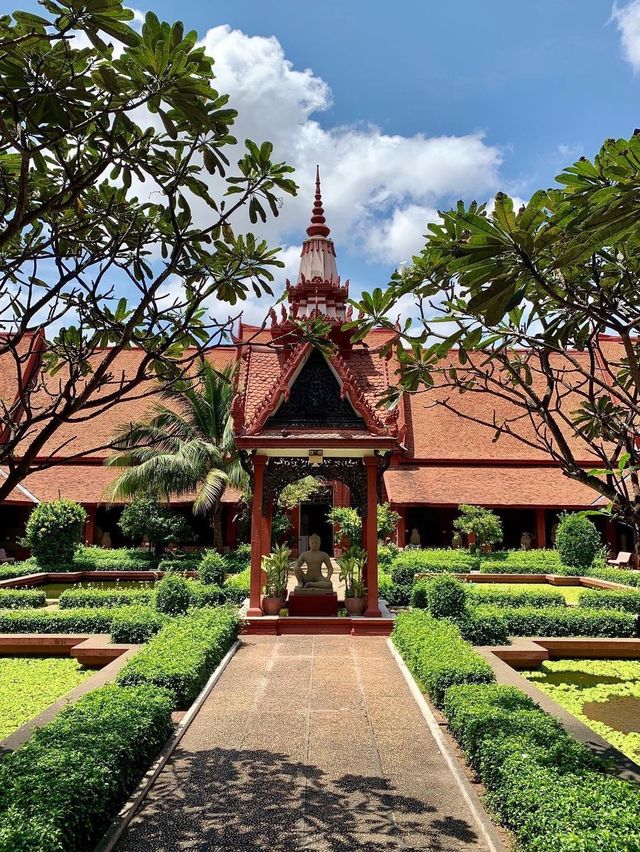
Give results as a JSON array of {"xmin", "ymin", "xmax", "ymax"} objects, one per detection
[
  {"xmin": 344, "ymin": 597, "xmax": 365, "ymax": 616},
  {"xmin": 262, "ymin": 596, "xmax": 283, "ymax": 616}
]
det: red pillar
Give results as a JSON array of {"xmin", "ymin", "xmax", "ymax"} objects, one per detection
[
  {"xmin": 364, "ymin": 456, "xmax": 380, "ymax": 617},
  {"xmin": 536, "ymin": 508, "xmax": 546, "ymax": 549},
  {"xmin": 248, "ymin": 455, "xmax": 267, "ymax": 617},
  {"xmin": 85, "ymin": 505, "xmax": 96, "ymax": 545},
  {"xmin": 396, "ymin": 505, "xmax": 406, "ymax": 548}
]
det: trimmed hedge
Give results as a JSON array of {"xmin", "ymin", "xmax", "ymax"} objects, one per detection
[
  {"xmin": 578, "ymin": 587, "xmax": 640, "ymax": 614},
  {"xmin": 0, "ymin": 563, "xmax": 41, "ymax": 581},
  {"xmin": 157, "ymin": 555, "xmax": 202, "ymax": 573},
  {"xmin": 393, "ymin": 548, "xmax": 477, "ymax": 575},
  {"xmin": 223, "ymin": 568, "xmax": 250, "ymax": 604},
  {"xmin": 110, "ymin": 608, "xmax": 166, "ymax": 644},
  {"xmin": 455, "ymin": 609, "xmax": 510, "ymax": 646},
  {"xmin": 466, "ymin": 584, "xmax": 567, "ymax": 609},
  {"xmin": 392, "ymin": 610, "xmax": 495, "ymax": 706},
  {"xmin": 187, "ymin": 580, "xmax": 225, "ymax": 608},
  {"xmin": 472, "ymin": 604, "xmax": 636, "ymax": 637},
  {"xmin": 224, "ymin": 543, "xmax": 251, "ymax": 575},
  {"xmin": 586, "ymin": 565, "xmax": 640, "ymax": 588},
  {"xmin": 0, "ymin": 605, "xmax": 162, "ymax": 637},
  {"xmin": 61, "ymin": 546, "xmax": 159, "ymax": 572},
  {"xmin": 443, "ymin": 683, "xmax": 640, "ymax": 852},
  {"xmin": 58, "ymin": 587, "xmax": 155, "ymax": 609},
  {"xmin": 0, "ymin": 683, "xmax": 173, "ymax": 852},
  {"xmin": 479, "ymin": 549, "xmax": 565, "ymax": 575},
  {"xmin": 0, "ymin": 589, "xmax": 46, "ymax": 609},
  {"xmin": 117, "ymin": 607, "xmax": 240, "ymax": 708}
]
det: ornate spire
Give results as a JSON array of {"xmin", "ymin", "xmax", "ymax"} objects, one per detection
[{"xmin": 306, "ymin": 165, "xmax": 330, "ymax": 238}]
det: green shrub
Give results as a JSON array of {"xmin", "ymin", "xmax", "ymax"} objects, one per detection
[
  {"xmin": 555, "ymin": 512, "xmax": 601, "ymax": 572},
  {"xmin": 110, "ymin": 608, "xmax": 165, "ymax": 643},
  {"xmin": 0, "ymin": 562, "xmax": 41, "ymax": 581},
  {"xmin": 0, "ymin": 605, "xmax": 157, "ymax": 635},
  {"xmin": 424, "ymin": 574, "xmax": 467, "ymax": 619},
  {"xmin": 224, "ymin": 543, "xmax": 251, "ymax": 575},
  {"xmin": 479, "ymin": 549, "xmax": 564, "ymax": 575},
  {"xmin": 187, "ymin": 580, "xmax": 225, "ymax": 608},
  {"xmin": 472, "ymin": 604, "xmax": 636, "ymax": 637},
  {"xmin": 155, "ymin": 573, "xmax": 190, "ymax": 616},
  {"xmin": 198, "ymin": 550, "xmax": 226, "ymax": 586},
  {"xmin": 223, "ymin": 567, "xmax": 250, "ymax": 604},
  {"xmin": 578, "ymin": 587, "xmax": 640, "ymax": 613},
  {"xmin": 117, "ymin": 607, "xmax": 240, "ymax": 708},
  {"xmin": 0, "ymin": 683, "xmax": 173, "ymax": 852},
  {"xmin": 392, "ymin": 610, "xmax": 495, "ymax": 706},
  {"xmin": 455, "ymin": 609, "xmax": 510, "ymax": 645},
  {"xmin": 118, "ymin": 497, "xmax": 191, "ymax": 557},
  {"xmin": 466, "ymin": 584, "xmax": 567, "ymax": 608},
  {"xmin": 453, "ymin": 504, "xmax": 503, "ymax": 551},
  {"xmin": 443, "ymin": 683, "xmax": 640, "ymax": 852},
  {"xmin": 24, "ymin": 500, "xmax": 87, "ymax": 568},
  {"xmin": 0, "ymin": 589, "xmax": 46, "ymax": 609},
  {"xmin": 378, "ymin": 543, "xmax": 399, "ymax": 570},
  {"xmin": 586, "ymin": 565, "xmax": 640, "ymax": 588},
  {"xmin": 393, "ymin": 548, "xmax": 477, "ymax": 575},
  {"xmin": 73, "ymin": 546, "xmax": 159, "ymax": 572},
  {"xmin": 58, "ymin": 586, "xmax": 154, "ymax": 609},
  {"xmin": 157, "ymin": 555, "xmax": 201, "ymax": 573}
]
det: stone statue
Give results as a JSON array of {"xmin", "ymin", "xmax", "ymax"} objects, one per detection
[
  {"xmin": 294, "ymin": 533, "xmax": 334, "ymax": 594},
  {"xmin": 520, "ymin": 531, "xmax": 533, "ymax": 551},
  {"xmin": 409, "ymin": 528, "xmax": 421, "ymax": 546},
  {"xmin": 452, "ymin": 532, "xmax": 463, "ymax": 549}
]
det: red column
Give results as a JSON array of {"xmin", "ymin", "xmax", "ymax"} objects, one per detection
[
  {"xmin": 396, "ymin": 505, "xmax": 406, "ymax": 548},
  {"xmin": 248, "ymin": 455, "xmax": 267, "ymax": 617},
  {"xmin": 364, "ymin": 456, "xmax": 380, "ymax": 617},
  {"xmin": 536, "ymin": 508, "xmax": 546, "ymax": 549}
]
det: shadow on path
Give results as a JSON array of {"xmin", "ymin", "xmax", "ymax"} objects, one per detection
[{"xmin": 118, "ymin": 746, "xmax": 482, "ymax": 851}]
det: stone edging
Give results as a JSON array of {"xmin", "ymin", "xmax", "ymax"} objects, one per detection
[
  {"xmin": 94, "ymin": 638, "xmax": 241, "ymax": 852},
  {"xmin": 386, "ymin": 638, "xmax": 507, "ymax": 852}
]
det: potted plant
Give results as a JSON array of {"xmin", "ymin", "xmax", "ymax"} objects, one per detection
[
  {"xmin": 261, "ymin": 544, "xmax": 291, "ymax": 615},
  {"xmin": 338, "ymin": 546, "xmax": 367, "ymax": 615}
]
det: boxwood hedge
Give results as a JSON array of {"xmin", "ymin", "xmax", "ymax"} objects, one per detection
[
  {"xmin": 578, "ymin": 587, "xmax": 640, "ymax": 614},
  {"xmin": 443, "ymin": 683, "xmax": 640, "ymax": 851},
  {"xmin": 58, "ymin": 587, "xmax": 155, "ymax": 609},
  {"xmin": 392, "ymin": 610, "xmax": 495, "ymax": 706},
  {"xmin": 0, "ymin": 605, "xmax": 164, "ymax": 638},
  {"xmin": 465, "ymin": 584, "xmax": 568, "ymax": 608},
  {"xmin": 0, "ymin": 589, "xmax": 46, "ymax": 609},
  {"xmin": 472, "ymin": 604, "xmax": 636, "ymax": 638},
  {"xmin": 393, "ymin": 548, "xmax": 477, "ymax": 575},
  {"xmin": 110, "ymin": 608, "xmax": 166, "ymax": 643},
  {"xmin": 0, "ymin": 683, "xmax": 173, "ymax": 852},
  {"xmin": 586, "ymin": 565, "xmax": 640, "ymax": 588},
  {"xmin": 117, "ymin": 606, "xmax": 240, "ymax": 708},
  {"xmin": 478, "ymin": 549, "xmax": 565, "ymax": 575}
]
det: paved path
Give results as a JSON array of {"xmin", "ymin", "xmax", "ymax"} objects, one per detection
[{"xmin": 117, "ymin": 636, "xmax": 491, "ymax": 851}]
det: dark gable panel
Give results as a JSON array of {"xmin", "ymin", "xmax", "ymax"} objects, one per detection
[{"xmin": 267, "ymin": 350, "xmax": 365, "ymax": 429}]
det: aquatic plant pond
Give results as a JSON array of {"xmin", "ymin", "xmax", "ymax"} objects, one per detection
[
  {"xmin": 0, "ymin": 657, "xmax": 92, "ymax": 739},
  {"xmin": 523, "ymin": 659, "xmax": 640, "ymax": 764}
]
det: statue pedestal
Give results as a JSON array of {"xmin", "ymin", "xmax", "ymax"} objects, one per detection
[{"xmin": 288, "ymin": 592, "xmax": 338, "ymax": 617}]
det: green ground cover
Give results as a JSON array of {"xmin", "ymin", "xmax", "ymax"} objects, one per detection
[
  {"xmin": 0, "ymin": 657, "xmax": 92, "ymax": 739},
  {"xmin": 523, "ymin": 659, "xmax": 640, "ymax": 764}
]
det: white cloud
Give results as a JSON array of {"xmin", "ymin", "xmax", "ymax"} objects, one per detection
[
  {"xmin": 197, "ymin": 25, "xmax": 504, "ymax": 268},
  {"xmin": 612, "ymin": 1, "xmax": 640, "ymax": 70}
]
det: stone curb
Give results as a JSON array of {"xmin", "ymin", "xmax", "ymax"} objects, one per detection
[
  {"xmin": 94, "ymin": 638, "xmax": 241, "ymax": 852},
  {"xmin": 386, "ymin": 639, "xmax": 507, "ymax": 852}
]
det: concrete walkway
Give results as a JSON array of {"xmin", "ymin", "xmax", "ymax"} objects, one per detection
[{"xmin": 117, "ymin": 636, "xmax": 491, "ymax": 851}]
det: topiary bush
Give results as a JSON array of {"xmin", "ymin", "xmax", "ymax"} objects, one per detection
[
  {"xmin": 223, "ymin": 567, "xmax": 250, "ymax": 604},
  {"xmin": 555, "ymin": 512, "xmax": 601, "ymax": 572},
  {"xmin": 155, "ymin": 573, "xmax": 191, "ymax": 616},
  {"xmin": 224, "ymin": 543, "xmax": 251, "ymax": 575},
  {"xmin": 24, "ymin": 500, "xmax": 87, "ymax": 568},
  {"xmin": 117, "ymin": 607, "xmax": 240, "ymax": 708},
  {"xmin": 423, "ymin": 574, "xmax": 467, "ymax": 619},
  {"xmin": 0, "ymin": 683, "xmax": 173, "ymax": 852},
  {"xmin": 577, "ymin": 587, "xmax": 640, "ymax": 614},
  {"xmin": 0, "ymin": 589, "xmax": 46, "ymax": 609},
  {"xmin": 392, "ymin": 610, "xmax": 496, "ymax": 706},
  {"xmin": 198, "ymin": 551, "xmax": 226, "ymax": 586}
]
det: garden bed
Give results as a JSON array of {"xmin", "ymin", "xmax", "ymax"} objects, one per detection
[{"xmin": 0, "ymin": 656, "xmax": 92, "ymax": 740}]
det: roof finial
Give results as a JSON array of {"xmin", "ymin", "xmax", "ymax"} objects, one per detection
[{"xmin": 306, "ymin": 165, "xmax": 330, "ymax": 238}]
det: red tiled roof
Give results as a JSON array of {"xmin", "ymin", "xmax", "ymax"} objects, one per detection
[{"xmin": 384, "ymin": 465, "xmax": 596, "ymax": 507}]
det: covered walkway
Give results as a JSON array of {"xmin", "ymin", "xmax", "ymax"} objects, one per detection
[{"xmin": 116, "ymin": 636, "xmax": 493, "ymax": 851}]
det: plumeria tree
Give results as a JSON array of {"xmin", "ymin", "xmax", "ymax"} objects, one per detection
[
  {"xmin": 350, "ymin": 132, "xmax": 640, "ymax": 545},
  {"xmin": 0, "ymin": 0, "xmax": 296, "ymax": 500}
]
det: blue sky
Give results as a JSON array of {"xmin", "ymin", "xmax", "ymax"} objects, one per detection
[{"xmin": 11, "ymin": 0, "xmax": 640, "ymax": 327}]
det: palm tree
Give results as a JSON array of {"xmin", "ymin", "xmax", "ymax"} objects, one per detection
[{"xmin": 106, "ymin": 360, "xmax": 246, "ymax": 548}]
